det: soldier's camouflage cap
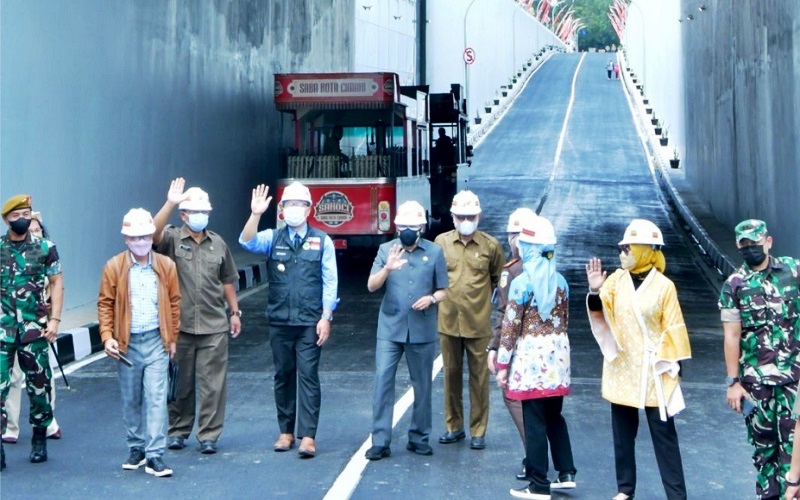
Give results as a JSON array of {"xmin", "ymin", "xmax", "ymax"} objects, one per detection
[
  {"xmin": 1, "ymin": 194, "xmax": 31, "ymax": 217},
  {"xmin": 735, "ymin": 219, "xmax": 767, "ymax": 243}
]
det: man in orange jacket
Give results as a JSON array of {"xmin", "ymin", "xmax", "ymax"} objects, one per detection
[{"xmin": 98, "ymin": 208, "xmax": 180, "ymax": 478}]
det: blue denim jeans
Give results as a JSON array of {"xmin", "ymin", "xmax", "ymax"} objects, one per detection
[{"xmin": 118, "ymin": 329, "xmax": 168, "ymax": 458}]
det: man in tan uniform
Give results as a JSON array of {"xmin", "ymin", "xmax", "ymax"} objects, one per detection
[{"xmin": 434, "ymin": 190, "xmax": 504, "ymax": 450}]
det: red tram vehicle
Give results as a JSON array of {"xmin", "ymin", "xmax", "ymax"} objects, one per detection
[{"xmin": 273, "ymin": 72, "xmax": 470, "ymax": 249}]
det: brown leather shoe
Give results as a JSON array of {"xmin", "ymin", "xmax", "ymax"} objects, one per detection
[
  {"xmin": 273, "ymin": 434, "xmax": 295, "ymax": 452},
  {"xmin": 298, "ymin": 437, "xmax": 316, "ymax": 458}
]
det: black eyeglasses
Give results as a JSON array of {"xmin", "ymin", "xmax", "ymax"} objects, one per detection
[
  {"xmin": 453, "ymin": 214, "xmax": 477, "ymax": 222},
  {"xmin": 618, "ymin": 244, "xmax": 631, "ymax": 254}
]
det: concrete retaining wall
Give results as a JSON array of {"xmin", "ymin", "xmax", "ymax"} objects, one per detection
[
  {"xmin": 628, "ymin": 0, "xmax": 800, "ymax": 256},
  {"xmin": 1, "ymin": 0, "xmax": 358, "ymax": 308},
  {"xmin": 681, "ymin": 0, "xmax": 800, "ymax": 256},
  {"xmin": 426, "ymin": 0, "xmax": 564, "ymax": 121}
]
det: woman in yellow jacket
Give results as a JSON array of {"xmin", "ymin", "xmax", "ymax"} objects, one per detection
[{"xmin": 585, "ymin": 219, "xmax": 691, "ymax": 500}]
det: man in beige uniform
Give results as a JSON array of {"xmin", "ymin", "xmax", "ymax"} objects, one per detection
[
  {"xmin": 434, "ymin": 190, "xmax": 505, "ymax": 450},
  {"xmin": 153, "ymin": 178, "xmax": 241, "ymax": 455}
]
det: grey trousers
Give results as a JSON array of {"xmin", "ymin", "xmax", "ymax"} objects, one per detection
[{"xmin": 371, "ymin": 338, "xmax": 436, "ymax": 447}]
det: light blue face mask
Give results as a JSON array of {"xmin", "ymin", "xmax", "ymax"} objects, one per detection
[{"xmin": 186, "ymin": 213, "xmax": 209, "ymax": 232}]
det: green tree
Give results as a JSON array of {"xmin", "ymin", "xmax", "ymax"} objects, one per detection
[{"xmin": 570, "ymin": 0, "xmax": 619, "ymax": 51}]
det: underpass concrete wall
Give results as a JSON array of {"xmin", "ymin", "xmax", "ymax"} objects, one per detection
[
  {"xmin": 0, "ymin": 0, "xmax": 359, "ymax": 309},
  {"xmin": 681, "ymin": 0, "xmax": 800, "ymax": 256},
  {"xmin": 426, "ymin": 0, "xmax": 564, "ymax": 120},
  {"xmin": 628, "ymin": 0, "xmax": 800, "ymax": 256},
  {"xmin": 623, "ymin": 0, "xmax": 685, "ymax": 165}
]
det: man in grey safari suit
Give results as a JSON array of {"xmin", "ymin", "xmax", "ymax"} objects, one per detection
[{"xmin": 364, "ymin": 201, "xmax": 448, "ymax": 461}]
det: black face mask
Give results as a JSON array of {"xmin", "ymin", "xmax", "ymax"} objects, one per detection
[
  {"xmin": 8, "ymin": 217, "xmax": 31, "ymax": 236},
  {"xmin": 399, "ymin": 228, "xmax": 420, "ymax": 247},
  {"xmin": 739, "ymin": 245, "xmax": 767, "ymax": 267}
]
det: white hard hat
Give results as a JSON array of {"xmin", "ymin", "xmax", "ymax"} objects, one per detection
[
  {"xmin": 506, "ymin": 208, "xmax": 536, "ymax": 233},
  {"xmin": 450, "ymin": 190, "xmax": 481, "ymax": 216},
  {"xmin": 394, "ymin": 201, "xmax": 427, "ymax": 226},
  {"xmin": 178, "ymin": 187, "xmax": 212, "ymax": 211},
  {"xmin": 618, "ymin": 219, "xmax": 664, "ymax": 246},
  {"xmin": 281, "ymin": 181, "xmax": 312, "ymax": 205},
  {"xmin": 517, "ymin": 214, "xmax": 557, "ymax": 245},
  {"xmin": 121, "ymin": 208, "xmax": 156, "ymax": 237}
]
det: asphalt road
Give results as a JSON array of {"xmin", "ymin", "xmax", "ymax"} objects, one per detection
[{"xmin": 1, "ymin": 53, "xmax": 754, "ymax": 500}]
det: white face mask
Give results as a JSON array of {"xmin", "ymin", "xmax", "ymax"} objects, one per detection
[
  {"xmin": 619, "ymin": 251, "xmax": 636, "ymax": 270},
  {"xmin": 457, "ymin": 220, "xmax": 477, "ymax": 236},
  {"xmin": 186, "ymin": 213, "xmax": 209, "ymax": 232},
  {"xmin": 283, "ymin": 206, "xmax": 307, "ymax": 227},
  {"xmin": 127, "ymin": 239, "xmax": 153, "ymax": 257}
]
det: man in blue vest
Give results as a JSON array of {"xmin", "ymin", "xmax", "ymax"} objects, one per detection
[{"xmin": 240, "ymin": 182, "xmax": 338, "ymax": 459}]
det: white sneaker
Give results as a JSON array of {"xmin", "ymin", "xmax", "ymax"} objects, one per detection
[
  {"xmin": 550, "ymin": 472, "xmax": 576, "ymax": 489},
  {"xmin": 509, "ymin": 485, "xmax": 551, "ymax": 500}
]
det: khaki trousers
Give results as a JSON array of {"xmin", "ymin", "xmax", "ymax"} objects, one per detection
[
  {"xmin": 168, "ymin": 331, "xmax": 228, "ymax": 443},
  {"xmin": 439, "ymin": 333, "xmax": 490, "ymax": 437}
]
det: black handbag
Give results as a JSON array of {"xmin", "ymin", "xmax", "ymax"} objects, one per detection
[{"xmin": 167, "ymin": 359, "xmax": 179, "ymax": 403}]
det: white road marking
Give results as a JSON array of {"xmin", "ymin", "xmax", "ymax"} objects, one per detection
[
  {"xmin": 323, "ymin": 354, "xmax": 444, "ymax": 500},
  {"xmin": 534, "ymin": 53, "xmax": 586, "ymax": 214},
  {"xmin": 551, "ymin": 53, "xmax": 586, "ymax": 181}
]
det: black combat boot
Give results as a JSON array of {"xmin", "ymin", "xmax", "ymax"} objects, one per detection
[
  {"xmin": 30, "ymin": 426, "xmax": 47, "ymax": 463},
  {"xmin": 2, "ymin": 442, "xmax": 6, "ymax": 470}
]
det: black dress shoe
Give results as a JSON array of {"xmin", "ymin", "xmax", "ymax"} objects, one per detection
[
  {"xmin": 365, "ymin": 445, "xmax": 391, "ymax": 461},
  {"xmin": 470, "ymin": 436, "xmax": 486, "ymax": 450},
  {"xmin": 406, "ymin": 442, "xmax": 433, "ymax": 456},
  {"xmin": 438, "ymin": 430, "xmax": 466, "ymax": 444},
  {"xmin": 167, "ymin": 436, "xmax": 185, "ymax": 450},
  {"xmin": 199, "ymin": 440, "xmax": 217, "ymax": 454}
]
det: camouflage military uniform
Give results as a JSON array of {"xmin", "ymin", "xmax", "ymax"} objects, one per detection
[
  {"xmin": 0, "ymin": 232, "xmax": 61, "ymax": 435},
  {"xmin": 719, "ymin": 256, "xmax": 800, "ymax": 499}
]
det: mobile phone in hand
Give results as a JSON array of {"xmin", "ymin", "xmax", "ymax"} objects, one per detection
[
  {"xmin": 117, "ymin": 353, "xmax": 133, "ymax": 367},
  {"xmin": 741, "ymin": 397, "xmax": 757, "ymax": 417}
]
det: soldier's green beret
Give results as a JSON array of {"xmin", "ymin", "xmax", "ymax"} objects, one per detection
[
  {"xmin": 735, "ymin": 219, "xmax": 767, "ymax": 243},
  {"xmin": 1, "ymin": 194, "xmax": 31, "ymax": 217}
]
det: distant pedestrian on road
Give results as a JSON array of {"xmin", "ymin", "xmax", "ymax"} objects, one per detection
[
  {"xmin": 239, "ymin": 182, "xmax": 338, "ymax": 459},
  {"xmin": 434, "ymin": 190, "xmax": 505, "ymax": 451},
  {"xmin": 98, "ymin": 208, "xmax": 180, "ymax": 478},
  {"xmin": 0, "ymin": 196, "xmax": 63, "ymax": 470},
  {"xmin": 720, "ymin": 219, "xmax": 800, "ymax": 500},
  {"xmin": 487, "ymin": 208, "xmax": 535, "ymax": 478},
  {"xmin": 153, "ymin": 179, "xmax": 241, "ymax": 455},
  {"xmin": 2, "ymin": 212, "xmax": 62, "ymax": 445},
  {"xmin": 496, "ymin": 214, "xmax": 577, "ymax": 500},
  {"xmin": 606, "ymin": 60, "xmax": 614, "ymax": 80},
  {"xmin": 364, "ymin": 201, "xmax": 448, "ymax": 461},
  {"xmin": 614, "ymin": 62, "xmax": 620, "ymax": 79},
  {"xmin": 585, "ymin": 219, "xmax": 691, "ymax": 500}
]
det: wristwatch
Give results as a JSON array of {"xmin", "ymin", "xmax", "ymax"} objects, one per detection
[
  {"xmin": 229, "ymin": 310, "xmax": 242, "ymax": 318},
  {"xmin": 430, "ymin": 295, "xmax": 437, "ymax": 304},
  {"xmin": 725, "ymin": 376, "xmax": 740, "ymax": 387},
  {"xmin": 321, "ymin": 311, "xmax": 333, "ymax": 321}
]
